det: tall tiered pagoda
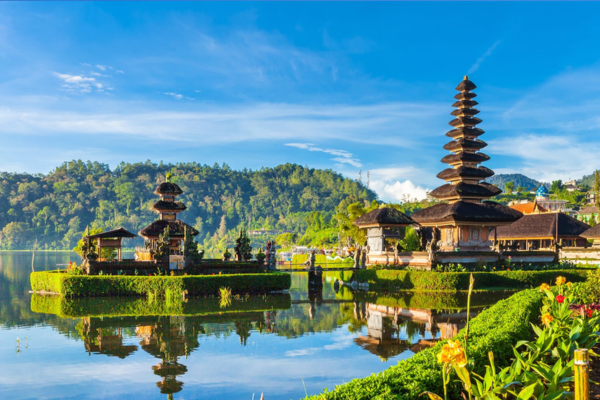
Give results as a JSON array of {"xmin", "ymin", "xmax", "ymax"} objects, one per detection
[
  {"xmin": 139, "ymin": 179, "xmax": 199, "ymax": 251},
  {"xmin": 411, "ymin": 76, "xmax": 522, "ymax": 251}
]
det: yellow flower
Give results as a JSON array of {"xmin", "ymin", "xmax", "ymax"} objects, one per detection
[
  {"xmin": 541, "ymin": 314, "xmax": 554, "ymax": 326},
  {"xmin": 539, "ymin": 283, "xmax": 551, "ymax": 292},
  {"xmin": 556, "ymin": 276, "xmax": 566, "ymax": 286},
  {"xmin": 567, "ymin": 282, "xmax": 573, "ymax": 288},
  {"xmin": 437, "ymin": 340, "xmax": 467, "ymax": 366}
]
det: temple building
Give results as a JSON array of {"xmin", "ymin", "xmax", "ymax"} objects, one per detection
[
  {"xmin": 410, "ymin": 76, "xmax": 522, "ymax": 253},
  {"xmin": 139, "ymin": 179, "xmax": 199, "ymax": 252},
  {"xmin": 576, "ymin": 206, "xmax": 598, "ymax": 224},
  {"xmin": 508, "ymin": 199, "xmax": 547, "ymax": 215},
  {"xmin": 534, "ymin": 186, "xmax": 570, "ymax": 213},
  {"xmin": 353, "ymin": 207, "xmax": 416, "ymax": 264},
  {"xmin": 582, "ymin": 225, "xmax": 600, "ymax": 248},
  {"xmin": 496, "ymin": 212, "xmax": 590, "ymax": 250}
]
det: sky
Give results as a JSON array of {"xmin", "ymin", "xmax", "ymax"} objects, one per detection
[{"xmin": 1, "ymin": 2, "xmax": 600, "ymax": 202}]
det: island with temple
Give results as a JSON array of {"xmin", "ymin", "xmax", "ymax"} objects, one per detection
[{"xmin": 30, "ymin": 174, "xmax": 290, "ymax": 297}]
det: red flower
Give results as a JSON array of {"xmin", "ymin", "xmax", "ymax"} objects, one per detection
[
  {"xmin": 556, "ymin": 295, "xmax": 565, "ymax": 304},
  {"xmin": 587, "ymin": 308, "xmax": 593, "ymax": 318},
  {"xmin": 507, "ymin": 268, "xmax": 510, "ymax": 271},
  {"xmin": 148, "ymin": 273, "xmax": 152, "ymax": 276}
]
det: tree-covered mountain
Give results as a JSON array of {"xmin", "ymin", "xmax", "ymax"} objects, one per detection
[
  {"xmin": 485, "ymin": 174, "xmax": 548, "ymax": 191},
  {"xmin": 0, "ymin": 160, "xmax": 376, "ymax": 250}
]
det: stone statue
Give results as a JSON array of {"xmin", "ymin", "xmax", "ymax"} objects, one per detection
[
  {"xmin": 353, "ymin": 245, "xmax": 361, "ymax": 269},
  {"xmin": 304, "ymin": 250, "xmax": 316, "ymax": 270},
  {"xmin": 265, "ymin": 240, "xmax": 277, "ymax": 271},
  {"xmin": 361, "ymin": 246, "xmax": 368, "ymax": 269},
  {"xmin": 265, "ymin": 240, "xmax": 272, "ymax": 266}
]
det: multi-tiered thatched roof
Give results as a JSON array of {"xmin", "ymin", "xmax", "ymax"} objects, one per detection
[
  {"xmin": 139, "ymin": 180, "xmax": 198, "ymax": 240},
  {"xmin": 412, "ymin": 76, "xmax": 522, "ymax": 226}
]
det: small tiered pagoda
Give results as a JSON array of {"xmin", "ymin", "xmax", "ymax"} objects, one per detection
[
  {"xmin": 411, "ymin": 76, "xmax": 522, "ymax": 252},
  {"xmin": 139, "ymin": 178, "xmax": 199, "ymax": 251}
]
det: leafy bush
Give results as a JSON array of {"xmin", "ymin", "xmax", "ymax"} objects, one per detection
[
  {"xmin": 30, "ymin": 271, "xmax": 291, "ymax": 298},
  {"xmin": 373, "ymin": 260, "xmax": 582, "ymax": 273},
  {"xmin": 305, "ymin": 289, "xmax": 544, "ymax": 400},
  {"xmin": 354, "ymin": 269, "xmax": 589, "ymax": 292}
]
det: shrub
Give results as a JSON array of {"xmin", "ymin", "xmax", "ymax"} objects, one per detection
[
  {"xmin": 305, "ymin": 289, "xmax": 544, "ymax": 400},
  {"xmin": 30, "ymin": 271, "xmax": 291, "ymax": 298},
  {"xmin": 354, "ymin": 269, "xmax": 589, "ymax": 292}
]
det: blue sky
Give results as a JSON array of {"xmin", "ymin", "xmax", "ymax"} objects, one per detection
[{"xmin": 1, "ymin": 2, "xmax": 600, "ymax": 201}]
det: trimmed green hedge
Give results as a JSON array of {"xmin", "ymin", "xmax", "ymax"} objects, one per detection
[
  {"xmin": 30, "ymin": 271, "xmax": 291, "ymax": 297},
  {"xmin": 30, "ymin": 293, "xmax": 291, "ymax": 318},
  {"xmin": 353, "ymin": 269, "xmax": 589, "ymax": 292},
  {"xmin": 341, "ymin": 289, "xmax": 515, "ymax": 311},
  {"xmin": 306, "ymin": 289, "xmax": 544, "ymax": 400}
]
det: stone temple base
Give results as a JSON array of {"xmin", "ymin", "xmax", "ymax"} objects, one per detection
[{"xmin": 367, "ymin": 250, "xmax": 558, "ymax": 270}]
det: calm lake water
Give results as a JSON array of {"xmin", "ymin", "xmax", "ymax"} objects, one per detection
[{"xmin": 0, "ymin": 251, "xmax": 512, "ymax": 400}]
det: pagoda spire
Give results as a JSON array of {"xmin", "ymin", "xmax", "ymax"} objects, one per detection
[{"xmin": 430, "ymin": 76, "xmax": 501, "ymax": 203}]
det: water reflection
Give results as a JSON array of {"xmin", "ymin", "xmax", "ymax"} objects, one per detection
[{"xmin": 0, "ymin": 253, "xmax": 516, "ymax": 400}]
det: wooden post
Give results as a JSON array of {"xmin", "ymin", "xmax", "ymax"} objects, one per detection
[{"xmin": 574, "ymin": 348, "xmax": 589, "ymax": 400}]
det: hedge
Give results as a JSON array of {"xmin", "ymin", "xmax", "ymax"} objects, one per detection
[
  {"xmin": 352, "ymin": 269, "xmax": 590, "ymax": 292},
  {"xmin": 30, "ymin": 271, "xmax": 291, "ymax": 297},
  {"xmin": 30, "ymin": 293, "xmax": 291, "ymax": 318},
  {"xmin": 306, "ymin": 289, "xmax": 544, "ymax": 400},
  {"xmin": 341, "ymin": 288, "xmax": 515, "ymax": 311}
]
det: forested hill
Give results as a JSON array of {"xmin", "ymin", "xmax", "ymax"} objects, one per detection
[
  {"xmin": 485, "ymin": 173, "xmax": 548, "ymax": 191},
  {"xmin": 0, "ymin": 161, "xmax": 376, "ymax": 250}
]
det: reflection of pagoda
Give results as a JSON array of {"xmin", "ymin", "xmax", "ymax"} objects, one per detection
[
  {"xmin": 137, "ymin": 316, "xmax": 201, "ymax": 397},
  {"xmin": 353, "ymin": 302, "xmax": 480, "ymax": 361},
  {"xmin": 139, "ymin": 179, "xmax": 199, "ymax": 251},
  {"xmin": 412, "ymin": 77, "xmax": 521, "ymax": 252}
]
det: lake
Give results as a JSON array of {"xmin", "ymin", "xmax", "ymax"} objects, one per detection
[{"xmin": 0, "ymin": 251, "xmax": 512, "ymax": 400}]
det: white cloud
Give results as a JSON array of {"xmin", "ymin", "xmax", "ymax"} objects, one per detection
[
  {"xmin": 164, "ymin": 92, "xmax": 184, "ymax": 100},
  {"xmin": 381, "ymin": 180, "xmax": 430, "ymax": 202},
  {"xmin": 367, "ymin": 167, "xmax": 432, "ymax": 202},
  {"xmin": 96, "ymin": 64, "xmax": 107, "ymax": 71},
  {"xmin": 163, "ymin": 92, "xmax": 194, "ymax": 101},
  {"xmin": 52, "ymin": 72, "xmax": 104, "ymax": 93},
  {"xmin": 285, "ymin": 143, "xmax": 362, "ymax": 167},
  {"xmin": 468, "ymin": 40, "xmax": 501, "ymax": 74},
  {"xmin": 488, "ymin": 134, "xmax": 600, "ymax": 183}
]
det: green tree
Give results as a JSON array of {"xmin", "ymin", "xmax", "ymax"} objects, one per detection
[
  {"xmin": 595, "ymin": 170, "xmax": 600, "ymax": 213},
  {"xmin": 504, "ymin": 181, "xmax": 515, "ymax": 195},
  {"xmin": 551, "ymin": 180, "xmax": 563, "ymax": 193}
]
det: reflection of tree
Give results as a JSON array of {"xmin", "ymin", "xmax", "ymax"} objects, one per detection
[
  {"xmin": 234, "ymin": 320, "xmax": 253, "ymax": 345},
  {"xmin": 1, "ymin": 252, "xmax": 78, "ymax": 329}
]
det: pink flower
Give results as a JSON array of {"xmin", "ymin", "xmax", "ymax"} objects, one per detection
[{"xmin": 556, "ymin": 295, "xmax": 565, "ymax": 304}]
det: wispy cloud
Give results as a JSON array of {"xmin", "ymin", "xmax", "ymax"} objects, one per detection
[
  {"xmin": 468, "ymin": 40, "xmax": 501, "ymax": 74},
  {"xmin": 52, "ymin": 72, "xmax": 104, "ymax": 93},
  {"xmin": 163, "ymin": 92, "xmax": 194, "ymax": 100},
  {"xmin": 285, "ymin": 143, "xmax": 362, "ymax": 168},
  {"xmin": 96, "ymin": 64, "xmax": 107, "ymax": 71}
]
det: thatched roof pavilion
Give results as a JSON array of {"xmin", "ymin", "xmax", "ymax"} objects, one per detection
[
  {"xmin": 353, "ymin": 207, "xmax": 415, "ymax": 255},
  {"xmin": 411, "ymin": 76, "xmax": 522, "ymax": 251},
  {"xmin": 582, "ymin": 224, "xmax": 600, "ymax": 239},
  {"xmin": 496, "ymin": 212, "xmax": 590, "ymax": 249},
  {"xmin": 353, "ymin": 207, "xmax": 415, "ymax": 228}
]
